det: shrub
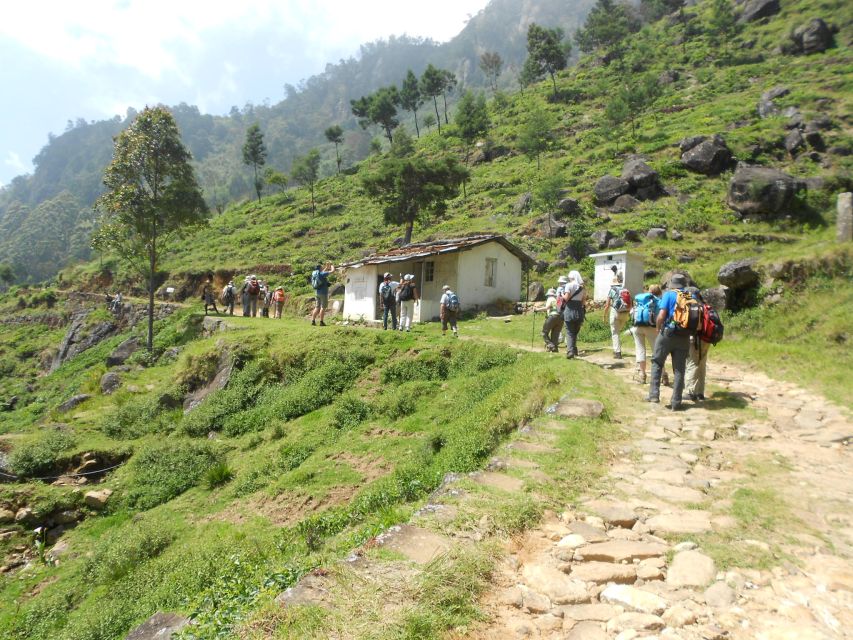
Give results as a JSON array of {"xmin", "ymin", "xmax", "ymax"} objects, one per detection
[
  {"xmin": 381, "ymin": 351, "xmax": 449, "ymax": 384},
  {"xmin": 124, "ymin": 440, "xmax": 221, "ymax": 509},
  {"xmin": 83, "ymin": 517, "xmax": 176, "ymax": 583},
  {"xmin": 103, "ymin": 394, "xmax": 180, "ymax": 440},
  {"xmin": 448, "ymin": 342, "xmax": 516, "ymax": 375},
  {"xmin": 9, "ymin": 430, "xmax": 75, "ymax": 478},
  {"xmin": 174, "ymin": 349, "xmax": 221, "ymax": 391},
  {"xmin": 332, "ymin": 394, "xmax": 370, "ymax": 430},
  {"xmin": 205, "ymin": 462, "xmax": 234, "ymax": 489}
]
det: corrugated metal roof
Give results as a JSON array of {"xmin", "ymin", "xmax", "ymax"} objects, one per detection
[{"xmin": 341, "ymin": 234, "xmax": 533, "ymax": 268}]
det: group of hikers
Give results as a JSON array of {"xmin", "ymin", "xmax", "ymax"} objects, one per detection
[
  {"xmin": 540, "ymin": 266, "xmax": 723, "ymax": 411},
  {"xmin": 200, "ymin": 263, "xmax": 462, "ymax": 337},
  {"xmin": 203, "ymin": 275, "xmax": 287, "ymax": 319}
]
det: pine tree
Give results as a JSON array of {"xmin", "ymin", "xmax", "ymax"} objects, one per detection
[
  {"xmin": 525, "ymin": 23, "xmax": 572, "ymax": 97},
  {"xmin": 400, "ymin": 70, "xmax": 424, "ymax": 138},
  {"xmin": 324, "ymin": 125, "xmax": 344, "ymax": 175},
  {"xmin": 242, "ymin": 123, "xmax": 267, "ymax": 202},
  {"xmin": 420, "ymin": 64, "xmax": 446, "ymax": 134},
  {"xmin": 479, "ymin": 52, "xmax": 503, "ymax": 93}
]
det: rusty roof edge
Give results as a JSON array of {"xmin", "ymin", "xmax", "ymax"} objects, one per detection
[{"xmin": 340, "ymin": 234, "xmax": 533, "ymax": 268}]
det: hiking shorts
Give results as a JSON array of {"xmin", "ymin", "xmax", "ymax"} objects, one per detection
[{"xmin": 315, "ymin": 293, "xmax": 329, "ymax": 310}]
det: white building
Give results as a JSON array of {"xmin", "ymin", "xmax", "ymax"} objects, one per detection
[
  {"xmin": 341, "ymin": 235, "xmax": 532, "ymax": 324},
  {"xmin": 588, "ymin": 250, "xmax": 645, "ymax": 302}
]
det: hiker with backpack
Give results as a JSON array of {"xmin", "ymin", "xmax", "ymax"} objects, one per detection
[
  {"xmin": 685, "ymin": 287, "xmax": 724, "ymax": 401},
  {"xmin": 260, "ymin": 281, "xmax": 272, "ymax": 318},
  {"xmin": 310, "ymin": 262, "xmax": 335, "ymax": 326},
  {"xmin": 629, "ymin": 284, "xmax": 663, "ymax": 384},
  {"xmin": 239, "ymin": 276, "xmax": 250, "ymax": 316},
  {"xmin": 272, "ymin": 286, "xmax": 285, "ymax": 319},
  {"xmin": 603, "ymin": 273, "xmax": 632, "ymax": 360},
  {"xmin": 561, "ymin": 270, "xmax": 586, "ymax": 359},
  {"xmin": 647, "ymin": 273, "xmax": 700, "ymax": 411},
  {"xmin": 397, "ymin": 274, "xmax": 419, "ymax": 332},
  {"xmin": 202, "ymin": 279, "xmax": 219, "ymax": 316},
  {"xmin": 541, "ymin": 288, "xmax": 563, "ymax": 352},
  {"xmin": 378, "ymin": 272, "xmax": 399, "ymax": 331},
  {"xmin": 244, "ymin": 276, "xmax": 261, "ymax": 317},
  {"xmin": 222, "ymin": 281, "xmax": 236, "ymax": 316},
  {"xmin": 439, "ymin": 285, "xmax": 460, "ymax": 337}
]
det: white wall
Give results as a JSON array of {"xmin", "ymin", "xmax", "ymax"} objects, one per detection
[
  {"xmin": 457, "ymin": 242, "xmax": 523, "ymax": 308},
  {"xmin": 592, "ymin": 252, "xmax": 645, "ymax": 301},
  {"xmin": 343, "ymin": 264, "xmax": 378, "ymax": 321}
]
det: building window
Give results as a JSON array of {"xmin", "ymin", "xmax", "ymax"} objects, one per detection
[
  {"xmin": 484, "ymin": 258, "xmax": 497, "ymax": 287},
  {"xmin": 424, "ymin": 261, "xmax": 435, "ymax": 282}
]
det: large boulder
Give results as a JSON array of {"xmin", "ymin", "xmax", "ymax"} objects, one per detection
[
  {"xmin": 537, "ymin": 213, "xmax": 568, "ymax": 238},
  {"xmin": 726, "ymin": 164, "xmax": 804, "ymax": 219},
  {"xmin": 58, "ymin": 394, "xmax": 91, "ymax": 413},
  {"xmin": 513, "ymin": 192, "xmax": 533, "ymax": 214},
  {"xmin": 591, "ymin": 229, "xmax": 614, "ymax": 249},
  {"xmin": 739, "ymin": 0, "xmax": 780, "ymax": 23},
  {"xmin": 622, "ymin": 158, "xmax": 659, "ymax": 189},
  {"xmin": 611, "ymin": 194, "xmax": 641, "ymax": 213},
  {"xmin": 660, "ymin": 270, "xmax": 696, "ymax": 290},
  {"xmin": 718, "ymin": 259, "xmax": 760, "ymax": 290},
  {"xmin": 528, "ymin": 281, "xmax": 546, "ymax": 302},
  {"xmin": 125, "ymin": 613, "xmax": 190, "ymax": 640},
  {"xmin": 100, "ymin": 372, "xmax": 121, "ymax": 395},
  {"xmin": 647, "ymin": 228, "xmax": 667, "ymax": 240},
  {"xmin": 681, "ymin": 135, "xmax": 734, "ymax": 175},
  {"xmin": 679, "ymin": 135, "xmax": 707, "ymax": 153},
  {"xmin": 52, "ymin": 312, "xmax": 118, "ymax": 372},
  {"xmin": 784, "ymin": 129, "xmax": 805, "ymax": 156},
  {"xmin": 790, "ymin": 18, "xmax": 835, "ymax": 54},
  {"xmin": 594, "ymin": 176, "xmax": 630, "ymax": 205},
  {"xmin": 557, "ymin": 198, "xmax": 582, "ymax": 217},
  {"xmin": 106, "ymin": 337, "xmax": 139, "ymax": 367},
  {"xmin": 757, "ymin": 86, "xmax": 789, "ymax": 119},
  {"xmin": 701, "ymin": 286, "xmax": 731, "ymax": 311}
]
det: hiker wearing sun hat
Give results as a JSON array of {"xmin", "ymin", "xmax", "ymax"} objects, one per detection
[
  {"xmin": 397, "ymin": 274, "xmax": 419, "ymax": 332},
  {"xmin": 648, "ymin": 272, "xmax": 693, "ymax": 411},
  {"xmin": 378, "ymin": 272, "xmax": 399, "ymax": 330},
  {"xmin": 541, "ymin": 287, "xmax": 563, "ymax": 352},
  {"xmin": 272, "ymin": 286, "xmax": 285, "ymax": 319},
  {"xmin": 439, "ymin": 285, "xmax": 460, "ymax": 337}
]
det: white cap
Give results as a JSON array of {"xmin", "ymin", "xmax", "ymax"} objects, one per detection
[
  {"xmin": 442, "ymin": 285, "xmax": 450, "ymax": 291},
  {"xmin": 546, "ymin": 288, "xmax": 557, "ymax": 296},
  {"xmin": 557, "ymin": 276, "xmax": 568, "ymax": 284}
]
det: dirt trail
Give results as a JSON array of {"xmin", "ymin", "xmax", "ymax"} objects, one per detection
[{"xmin": 472, "ymin": 350, "xmax": 852, "ymax": 640}]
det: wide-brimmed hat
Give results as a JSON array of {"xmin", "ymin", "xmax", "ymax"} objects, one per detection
[
  {"xmin": 670, "ymin": 273, "xmax": 688, "ymax": 288},
  {"xmin": 276, "ymin": 286, "xmax": 283, "ymax": 290},
  {"xmin": 383, "ymin": 272, "xmax": 392, "ymax": 279},
  {"xmin": 442, "ymin": 285, "xmax": 450, "ymax": 291},
  {"xmin": 405, "ymin": 274, "xmax": 414, "ymax": 281},
  {"xmin": 557, "ymin": 276, "xmax": 568, "ymax": 284},
  {"xmin": 546, "ymin": 288, "xmax": 557, "ymax": 296}
]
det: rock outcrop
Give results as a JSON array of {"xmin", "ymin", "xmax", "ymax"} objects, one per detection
[
  {"xmin": 681, "ymin": 135, "xmax": 735, "ymax": 175},
  {"xmin": 739, "ymin": 0, "xmax": 780, "ymax": 23},
  {"xmin": 788, "ymin": 18, "xmax": 835, "ymax": 55},
  {"xmin": 726, "ymin": 164, "xmax": 804, "ymax": 219}
]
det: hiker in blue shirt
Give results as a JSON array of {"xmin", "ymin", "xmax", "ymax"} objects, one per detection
[
  {"xmin": 648, "ymin": 273, "xmax": 691, "ymax": 410},
  {"xmin": 310, "ymin": 262, "xmax": 335, "ymax": 326},
  {"xmin": 629, "ymin": 284, "xmax": 662, "ymax": 385}
]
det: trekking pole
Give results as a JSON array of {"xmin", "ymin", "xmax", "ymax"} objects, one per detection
[{"xmin": 530, "ymin": 306, "xmax": 536, "ymax": 349}]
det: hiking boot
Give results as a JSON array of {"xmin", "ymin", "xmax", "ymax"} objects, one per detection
[
  {"xmin": 566, "ymin": 352, "xmax": 575, "ymax": 359},
  {"xmin": 669, "ymin": 403, "xmax": 685, "ymax": 411},
  {"xmin": 645, "ymin": 396, "xmax": 660, "ymax": 403},
  {"xmin": 311, "ymin": 320, "xmax": 316, "ymax": 326},
  {"xmin": 319, "ymin": 321, "xmax": 327, "ymax": 326},
  {"xmin": 688, "ymin": 392, "xmax": 699, "ymax": 402},
  {"xmin": 614, "ymin": 352, "xmax": 622, "ymax": 359},
  {"xmin": 697, "ymin": 394, "xmax": 705, "ymax": 401}
]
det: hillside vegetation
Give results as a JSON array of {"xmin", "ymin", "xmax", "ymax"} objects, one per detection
[{"xmin": 0, "ymin": 0, "xmax": 851, "ymax": 638}]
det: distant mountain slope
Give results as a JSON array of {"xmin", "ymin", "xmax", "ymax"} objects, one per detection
[{"xmin": 0, "ymin": 0, "xmax": 595, "ymax": 283}]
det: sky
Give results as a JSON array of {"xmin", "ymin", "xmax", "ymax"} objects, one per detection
[{"xmin": 0, "ymin": 0, "xmax": 491, "ymax": 187}]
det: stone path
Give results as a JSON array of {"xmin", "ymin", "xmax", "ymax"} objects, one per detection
[
  {"xmin": 268, "ymin": 348, "xmax": 851, "ymax": 639},
  {"xmin": 472, "ymin": 352, "xmax": 852, "ymax": 640}
]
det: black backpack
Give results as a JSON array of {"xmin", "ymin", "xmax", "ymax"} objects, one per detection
[
  {"xmin": 380, "ymin": 282, "xmax": 395, "ymax": 304},
  {"xmin": 398, "ymin": 283, "xmax": 413, "ymax": 302}
]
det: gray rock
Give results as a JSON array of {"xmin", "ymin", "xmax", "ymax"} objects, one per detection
[
  {"xmin": 538, "ymin": 213, "xmax": 568, "ymax": 238},
  {"xmin": 558, "ymin": 198, "xmax": 582, "ymax": 217},
  {"xmin": 528, "ymin": 281, "xmax": 546, "ymax": 302},
  {"xmin": 183, "ymin": 351, "xmax": 234, "ymax": 412},
  {"xmin": 646, "ymin": 228, "xmax": 667, "ymax": 240},
  {"xmin": 0, "ymin": 508, "xmax": 15, "ymax": 523},
  {"xmin": 679, "ymin": 135, "xmax": 707, "ymax": 153},
  {"xmin": 611, "ymin": 194, "xmax": 641, "ymax": 212},
  {"xmin": 726, "ymin": 163, "xmax": 804, "ymax": 219},
  {"xmin": 803, "ymin": 127, "xmax": 826, "ymax": 151},
  {"xmin": 600, "ymin": 584, "xmax": 667, "ymax": 615},
  {"xmin": 57, "ymin": 394, "xmax": 91, "ymax": 413},
  {"xmin": 623, "ymin": 229, "xmax": 642, "ymax": 242},
  {"xmin": 784, "ymin": 129, "xmax": 805, "ymax": 155},
  {"xmin": 681, "ymin": 136, "xmax": 734, "ymax": 175},
  {"xmin": 658, "ymin": 69, "xmax": 680, "ymax": 85},
  {"xmin": 701, "ymin": 285, "xmax": 731, "ymax": 311},
  {"xmin": 594, "ymin": 175, "xmax": 630, "ymax": 205},
  {"xmin": 607, "ymin": 237, "xmax": 626, "ymax": 249},
  {"xmin": 660, "ymin": 270, "xmax": 696, "ymax": 290},
  {"xmin": 125, "ymin": 612, "xmax": 190, "ymax": 640},
  {"xmin": 622, "ymin": 158, "xmax": 659, "ymax": 189},
  {"xmin": 100, "ymin": 372, "xmax": 121, "ymax": 395},
  {"xmin": 591, "ymin": 230, "xmax": 613, "ymax": 249},
  {"xmin": 791, "ymin": 18, "xmax": 834, "ymax": 54},
  {"xmin": 671, "ymin": 229, "xmax": 683, "ymax": 241},
  {"xmin": 84, "ymin": 489, "xmax": 113, "ymax": 510},
  {"xmin": 52, "ymin": 312, "xmax": 118, "ymax": 372},
  {"xmin": 704, "ymin": 581, "xmax": 736, "ymax": 607},
  {"xmin": 667, "ymin": 550, "xmax": 716, "ymax": 587},
  {"xmin": 761, "ymin": 86, "xmax": 790, "ymax": 102},
  {"xmin": 757, "ymin": 99, "xmax": 779, "ymax": 119},
  {"xmin": 718, "ymin": 260, "xmax": 760, "ymax": 290},
  {"xmin": 106, "ymin": 337, "xmax": 139, "ymax": 367},
  {"xmin": 837, "ymin": 193, "xmax": 852, "ymax": 243},
  {"xmin": 328, "ymin": 283, "xmax": 345, "ymax": 297},
  {"xmin": 514, "ymin": 192, "xmax": 533, "ymax": 214},
  {"xmin": 739, "ymin": 0, "xmax": 780, "ymax": 23}
]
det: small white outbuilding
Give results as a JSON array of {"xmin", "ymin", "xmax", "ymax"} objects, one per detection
[
  {"xmin": 341, "ymin": 235, "xmax": 532, "ymax": 324},
  {"xmin": 588, "ymin": 250, "xmax": 645, "ymax": 302}
]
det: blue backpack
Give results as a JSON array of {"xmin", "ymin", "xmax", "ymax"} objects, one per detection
[
  {"xmin": 633, "ymin": 292, "xmax": 658, "ymax": 327},
  {"xmin": 445, "ymin": 292, "xmax": 460, "ymax": 311},
  {"xmin": 310, "ymin": 270, "xmax": 328, "ymax": 290}
]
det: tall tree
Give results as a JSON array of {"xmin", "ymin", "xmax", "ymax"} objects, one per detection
[
  {"xmin": 351, "ymin": 86, "xmax": 401, "ymax": 143},
  {"xmin": 264, "ymin": 168, "xmax": 288, "ymax": 193},
  {"xmin": 440, "ymin": 69, "xmax": 457, "ymax": 124},
  {"xmin": 709, "ymin": 0, "xmax": 738, "ymax": 55},
  {"xmin": 575, "ymin": 0, "xmax": 640, "ymax": 58},
  {"xmin": 606, "ymin": 73, "xmax": 661, "ymax": 138},
  {"xmin": 420, "ymin": 64, "xmax": 446, "ymax": 135},
  {"xmin": 291, "ymin": 149, "xmax": 321, "ymax": 216},
  {"xmin": 479, "ymin": 52, "xmax": 503, "ymax": 93},
  {"xmin": 94, "ymin": 106, "xmax": 207, "ymax": 351},
  {"xmin": 242, "ymin": 123, "xmax": 267, "ymax": 202},
  {"xmin": 361, "ymin": 142, "xmax": 468, "ymax": 244},
  {"xmin": 525, "ymin": 24, "xmax": 572, "ymax": 97},
  {"xmin": 422, "ymin": 113, "xmax": 437, "ymax": 132},
  {"xmin": 400, "ymin": 70, "xmax": 424, "ymax": 138},
  {"xmin": 324, "ymin": 125, "xmax": 344, "ymax": 175},
  {"xmin": 454, "ymin": 90, "xmax": 490, "ymax": 198},
  {"xmin": 517, "ymin": 105, "xmax": 555, "ymax": 170},
  {"xmin": 0, "ymin": 263, "xmax": 14, "ymax": 289}
]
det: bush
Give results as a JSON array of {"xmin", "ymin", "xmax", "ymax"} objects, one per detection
[
  {"xmin": 9, "ymin": 430, "xmax": 75, "ymax": 478},
  {"xmin": 124, "ymin": 440, "xmax": 221, "ymax": 509},
  {"xmin": 103, "ymin": 394, "xmax": 180, "ymax": 440},
  {"xmin": 332, "ymin": 394, "xmax": 370, "ymax": 430},
  {"xmin": 381, "ymin": 351, "xmax": 449, "ymax": 384},
  {"xmin": 205, "ymin": 462, "xmax": 234, "ymax": 489},
  {"xmin": 174, "ymin": 349, "xmax": 221, "ymax": 391},
  {"xmin": 83, "ymin": 517, "xmax": 176, "ymax": 583}
]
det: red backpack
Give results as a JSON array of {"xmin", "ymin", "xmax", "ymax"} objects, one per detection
[{"xmin": 698, "ymin": 304, "xmax": 724, "ymax": 345}]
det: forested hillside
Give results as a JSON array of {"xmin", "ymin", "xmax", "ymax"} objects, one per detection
[{"xmin": 0, "ymin": 0, "xmax": 594, "ymax": 284}]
